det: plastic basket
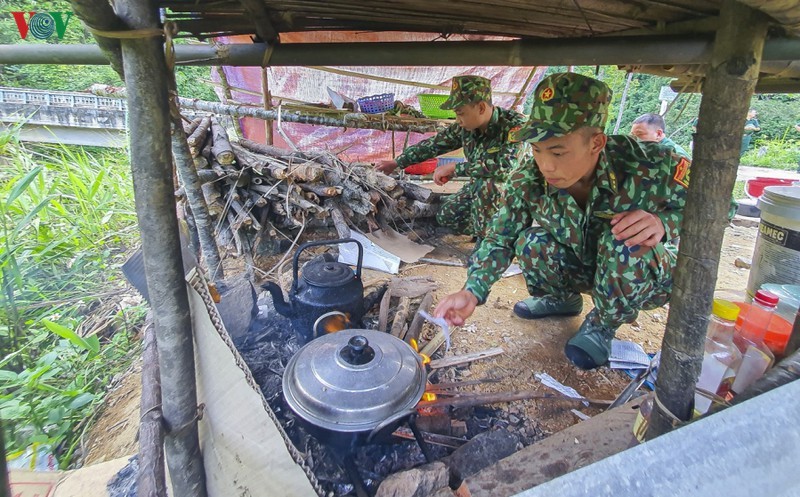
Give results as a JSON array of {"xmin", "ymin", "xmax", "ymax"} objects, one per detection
[
  {"xmin": 357, "ymin": 93, "xmax": 395, "ymax": 114},
  {"xmin": 417, "ymin": 94, "xmax": 456, "ymax": 119},
  {"xmin": 437, "ymin": 157, "xmax": 466, "ymax": 167},
  {"xmin": 405, "ymin": 158, "xmax": 438, "ymax": 175}
]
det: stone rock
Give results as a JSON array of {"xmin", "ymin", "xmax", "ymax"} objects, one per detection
[
  {"xmin": 376, "ymin": 461, "xmax": 449, "ymax": 497},
  {"xmin": 443, "ymin": 428, "xmax": 519, "ymax": 486},
  {"xmin": 216, "ymin": 277, "xmax": 258, "ymax": 339},
  {"xmin": 734, "ymin": 256, "xmax": 752, "ymax": 269}
]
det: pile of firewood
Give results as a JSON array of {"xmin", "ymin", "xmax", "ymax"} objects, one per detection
[{"xmin": 179, "ymin": 116, "xmax": 440, "ymax": 256}]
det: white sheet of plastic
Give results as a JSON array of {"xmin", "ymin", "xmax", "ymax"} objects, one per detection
[{"xmin": 187, "ymin": 272, "xmax": 318, "ymax": 497}]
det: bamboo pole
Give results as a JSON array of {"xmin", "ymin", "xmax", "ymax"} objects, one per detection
[
  {"xmin": 215, "ymin": 66, "xmax": 242, "ymax": 138},
  {"xmin": 648, "ymin": 0, "xmax": 768, "ymax": 439},
  {"xmin": 179, "ymin": 97, "xmax": 442, "ymax": 133},
  {"xmin": 5, "ymin": 38, "xmax": 800, "ymax": 67},
  {"xmin": 0, "ymin": 418, "xmax": 10, "ymax": 497},
  {"xmin": 138, "ymin": 320, "xmax": 167, "ymax": 497},
  {"xmin": 612, "ymin": 72, "xmax": 633, "ymax": 134},
  {"xmin": 261, "ymin": 68, "xmax": 274, "ymax": 145},
  {"xmin": 170, "ymin": 117, "xmax": 225, "ymax": 281},
  {"xmin": 117, "ymin": 0, "xmax": 207, "ymax": 494}
]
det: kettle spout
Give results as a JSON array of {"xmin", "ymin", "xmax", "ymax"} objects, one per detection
[{"xmin": 262, "ymin": 281, "xmax": 295, "ymax": 318}]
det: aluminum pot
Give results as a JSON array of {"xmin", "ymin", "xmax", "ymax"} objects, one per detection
[{"xmin": 282, "ymin": 329, "xmax": 427, "ymax": 451}]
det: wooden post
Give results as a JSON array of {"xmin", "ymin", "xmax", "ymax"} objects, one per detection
[
  {"xmin": 0, "ymin": 418, "xmax": 10, "ymax": 497},
  {"xmin": 138, "ymin": 320, "xmax": 167, "ymax": 497},
  {"xmin": 612, "ymin": 72, "xmax": 633, "ymax": 134},
  {"xmin": 261, "ymin": 68, "xmax": 274, "ymax": 145},
  {"xmin": 648, "ymin": 0, "xmax": 768, "ymax": 438},
  {"xmin": 215, "ymin": 66, "xmax": 243, "ymax": 138},
  {"xmin": 170, "ymin": 118, "xmax": 225, "ymax": 281},
  {"xmin": 116, "ymin": 0, "xmax": 207, "ymax": 494}
]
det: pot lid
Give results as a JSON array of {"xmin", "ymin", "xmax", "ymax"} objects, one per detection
[
  {"xmin": 302, "ymin": 261, "xmax": 356, "ymax": 288},
  {"xmin": 283, "ymin": 329, "xmax": 427, "ymax": 433}
]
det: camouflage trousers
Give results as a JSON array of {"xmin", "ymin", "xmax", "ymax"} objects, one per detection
[
  {"xmin": 514, "ymin": 227, "xmax": 677, "ymax": 329},
  {"xmin": 436, "ymin": 178, "xmax": 501, "ymax": 238}
]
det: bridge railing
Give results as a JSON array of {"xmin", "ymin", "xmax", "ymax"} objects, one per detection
[{"xmin": 0, "ymin": 87, "xmax": 127, "ymax": 111}]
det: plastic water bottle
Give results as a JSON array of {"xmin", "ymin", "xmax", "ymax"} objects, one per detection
[
  {"xmin": 731, "ymin": 289, "xmax": 777, "ymax": 394},
  {"xmin": 705, "ymin": 300, "xmax": 743, "ymax": 371},
  {"xmin": 695, "ymin": 300, "xmax": 742, "ymax": 413},
  {"xmin": 736, "ymin": 289, "xmax": 779, "ymax": 348}
]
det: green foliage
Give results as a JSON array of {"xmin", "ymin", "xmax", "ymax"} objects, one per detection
[
  {"xmin": 740, "ymin": 138, "xmax": 800, "ymax": 170},
  {"xmin": 524, "ymin": 66, "xmax": 800, "ymax": 156},
  {"xmin": 175, "ymin": 66, "xmax": 219, "ymax": 101},
  {"xmin": 0, "ymin": 0, "xmax": 218, "ymax": 99},
  {"xmin": 0, "ymin": 130, "xmax": 143, "ymax": 468}
]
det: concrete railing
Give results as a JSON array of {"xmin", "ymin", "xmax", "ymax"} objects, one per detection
[{"xmin": 0, "ymin": 87, "xmax": 127, "ymax": 111}]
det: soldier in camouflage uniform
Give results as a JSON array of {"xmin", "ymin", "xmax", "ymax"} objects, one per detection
[
  {"xmin": 630, "ymin": 113, "xmax": 691, "ymax": 159},
  {"xmin": 376, "ymin": 75, "xmax": 526, "ymax": 238},
  {"xmin": 435, "ymin": 73, "xmax": 692, "ymax": 370}
]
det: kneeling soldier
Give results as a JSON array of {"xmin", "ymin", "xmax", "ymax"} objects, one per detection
[{"xmin": 434, "ymin": 73, "xmax": 690, "ymax": 370}]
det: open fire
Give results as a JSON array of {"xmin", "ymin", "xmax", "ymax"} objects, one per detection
[{"xmin": 231, "ymin": 295, "xmax": 545, "ymax": 496}]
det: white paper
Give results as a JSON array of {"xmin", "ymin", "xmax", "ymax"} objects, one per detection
[
  {"xmin": 338, "ymin": 231, "xmax": 400, "ymax": 274},
  {"xmin": 418, "ymin": 310, "xmax": 450, "ymax": 352},
  {"xmin": 609, "ymin": 339, "xmax": 651, "ymax": 369},
  {"xmin": 365, "ymin": 227, "xmax": 434, "ymax": 263},
  {"xmin": 502, "ymin": 263, "xmax": 522, "ymax": 278},
  {"xmin": 535, "ymin": 372, "xmax": 588, "ymax": 406},
  {"xmin": 570, "ymin": 409, "xmax": 591, "ymax": 421}
]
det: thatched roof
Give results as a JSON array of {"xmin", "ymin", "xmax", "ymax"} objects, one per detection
[
  {"xmin": 156, "ymin": 0, "xmax": 800, "ymax": 91},
  {"xmin": 161, "ymin": 0, "xmax": 800, "ymax": 42}
]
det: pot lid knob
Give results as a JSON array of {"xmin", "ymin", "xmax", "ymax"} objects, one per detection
[{"xmin": 340, "ymin": 335, "xmax": 374, "ymax": 365}]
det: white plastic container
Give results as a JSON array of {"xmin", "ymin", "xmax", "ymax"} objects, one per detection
[{"xmin": 747, "ymin": 186, "xmax": 800, "ymax": 299}]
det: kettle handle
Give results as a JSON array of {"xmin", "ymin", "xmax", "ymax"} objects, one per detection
[{"xmin": 291, "ymin": 238, "xmax": 364, "ymax": 295}]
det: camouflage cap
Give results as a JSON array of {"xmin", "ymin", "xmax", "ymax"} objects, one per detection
[
  {"xmin": 509, "ymin": 73, "xmax": 612, "ymax": 143},
  {"xmin": 440, "ymin": 75, "xmax": 493, "ymax": 110}
]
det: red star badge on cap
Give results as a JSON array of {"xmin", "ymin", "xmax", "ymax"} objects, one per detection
[{"xmin": 541, "ymin": 87, "xmax": 554, "ymax": 101}]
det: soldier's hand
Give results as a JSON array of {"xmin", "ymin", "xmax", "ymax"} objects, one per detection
[
  {"xmin": 433, "ymin": 163, "xmax": 457, "ymax": 186},
  {"xmin": 376, "ymin": 160, "xmax": 399, "ymax": 175},
  {"xmin": 610, "ymin": 210, "xmax": 665, "ymax": 248},
  {"xmin": 434, "ymin": 290, "xmax": 479, "ymax": 326}
]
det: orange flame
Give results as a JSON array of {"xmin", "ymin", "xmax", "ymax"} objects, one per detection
[
  {"xmin": 321, "ymin": 313, "xmax": 350, "ymax": 333},
  {"xmin": 421, "ymin": 392, "xmax": 437, "ymax": 402},
  {"xmin": 409, "ymin": 338, "xmax": 419, "ymax": 352},
  {"xmin": 420, "ymin": 353, "xmax": 431, "ymax": 366}
]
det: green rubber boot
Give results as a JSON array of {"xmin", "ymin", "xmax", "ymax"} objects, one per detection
[
  {"xmin": 564, "ymin": 312, "xmax": 617, "ymax": 370},
  {"xmin": 512, "ymin": 293, "xmax": 583, "ymax": 320}
]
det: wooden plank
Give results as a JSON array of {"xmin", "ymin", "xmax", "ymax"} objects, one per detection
[
  {"xmin": 429, "ymin": 347, "xmax": 504, "ymax": 369},
  {"xmin": 464, "ymin": 397, "xmax": 646, "ymax": 497}
]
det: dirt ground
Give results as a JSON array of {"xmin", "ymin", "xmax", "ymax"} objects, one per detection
[{"xmin": 82, "ymin": 221, "xmax": 759, "ymax": 462}]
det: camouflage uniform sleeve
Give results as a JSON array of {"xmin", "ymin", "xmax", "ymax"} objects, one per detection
[
  {"xmin": 395, "ymin": 123, "xmax": 462, "ymax": 169},
  {"xmin": 654, "ymin": 152, "xmax": 690, "ymax": 242},
  {"xmin": 464, "ymin": 157, "xmax": 539, "ymax": 304}
]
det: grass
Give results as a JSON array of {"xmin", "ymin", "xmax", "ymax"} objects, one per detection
[
  {"xmin": 740, "ymin": 139, "xmax": 800, "ymax": 171},
  {"xmin": 732, "ymin": 181, "xmax": 745, "ymax": 200},
  {"xmin": 0, "ymin": 130, "xmax": 144, "ymax": 469}
]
